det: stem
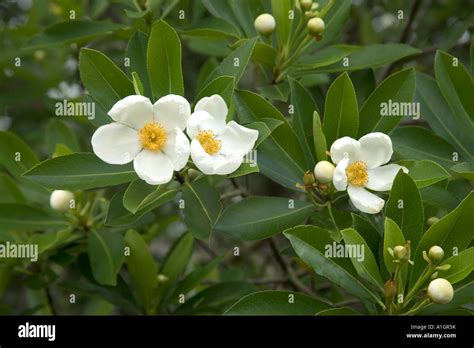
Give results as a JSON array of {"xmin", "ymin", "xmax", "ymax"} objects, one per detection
[
  {"xmin": 401, "ymin": 298, "xmax": 430, "ymax": 316},
  {"xmin": 403, "ymin": 263, "xmax": 434, "ymax": 308}
]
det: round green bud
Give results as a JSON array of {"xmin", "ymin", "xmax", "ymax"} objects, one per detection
[
  {"xmin": 300, "ymin": 0, "xmax": 313, "ymax": 11},
  {"xmin": 428, "ymin": 245, "xmax": 444, "ymax": 263},
  {"xmin": 427, "ymin": 216, "xmax": 440, "ymax": 226},
  {"xmin": 307, "ymin": 17, "xmax": 325, "ymax": 36}
]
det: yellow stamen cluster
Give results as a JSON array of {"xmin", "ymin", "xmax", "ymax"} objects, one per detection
[
  {"xmin": 139, "ymin": 122, "xmax": 167, "ymax": 151},
  {"xmin": 197, "ymin": 130, "xmax": 221, "ymax": 155},
  {"xmin": 346, "ymin": 161, "xmax": 368, "ymax": 187}
]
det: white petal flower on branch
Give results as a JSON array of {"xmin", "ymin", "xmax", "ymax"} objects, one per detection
[
  {"xmin": 91, "ymin": 95, "xmax": 191, "ymax": 185},
  {"xmin": 186, "ymin": 95, "xmax": 258, "ymax": 175},
  {"xmin": 330, "ymin": 132, "xmax": 408, "ymax": 214}
]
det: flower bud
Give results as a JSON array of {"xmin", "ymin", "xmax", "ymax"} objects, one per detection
[
  {"xmin": 393, "ymin": 245, "xmax": 406, "ymax": 260},
  {"xmin": 428, "ymin": 245, "xmax": 444, "ymax": 264},
  {"xmin": 314, "ymin": 160, "xmax": 335, "ymax": 184},
  {"xmin": 427, "ymin": 278, "xmax": 454, "ymax": 304},
  {"xmin": 427, "ymin": 216, "xmax": 439, "ymax": 226},
  {"xmin": 50, "ymin": 190, "xmax": 74, "ymax": 212},
  {"xmin": 157, "ymin": 274, "xmax": 169, "ymax": 283},
  {"xmin": 254, "ymin": 13, "xmax": 276, "ymax": 36},
  {"xmin": 307, "ymin": 17, "xmax": 325, "ymax": 36},
  {"xmin": 300, "ymin": 0, "xmax": 313, "ymax": 11},
  {"xmin": 384, "ymin": 279, "xmax": 397, "ymax": 300},
  {"xmin": 303, "ymin": 170, "xmax": 315, "ymax": 188}
]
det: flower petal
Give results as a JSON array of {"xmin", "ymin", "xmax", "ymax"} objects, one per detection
[
  {"xmin": 190, "ymin": 139, "xmax": 216, "ymax": 175},
  {"xmin": 108, "ymin": 95, "xmax": 154, "ymax": 130},
  {"xmin": 153, "ymin": 94, "xmax": 191, "ymax": 131},
  {"xmin": 91, "ymin": 123, "xmax": 141, "ymax": 164},
  {"xmin": 219, "ymin": 121, "xmax": 259, "ymax": 157},
  {"xmin": 366, "ymin": 164, "xmax": 409, "ymax": 191},
  {"xmin": 358, "ymin": 132, "xmax": 393, "ymax": 168},
  {"xmin": 163, "ymin": 128, "xmax": 190, "ymax": 171},
  {"xmin": 330, "ymin": 136, "xmax": 360, "ymax": 164},
  {"xmin": 195, "ymin": 95, "xmax": 227, "ymax": 122},
  {"xmin": 190, "ymin": 140, "xmax": 242, "ymax": 175},
  {"xmin": 333, "ymin": 158, "xmax": 349, "ymax": 191},
  {"xmin": 133, "ymin": 150, "xmax": 174, "ymax": 185},
  {"xmin": 347, "ymin": 186, "xmax": 385, "ymax": 214},
  {"xmin": 186, "ymin": 110, "xmax": 226, "ymax": 139}
]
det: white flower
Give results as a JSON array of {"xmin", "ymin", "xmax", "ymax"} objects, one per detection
[
  {"xmin": 186, "ymin": 95, "xmax": 258, "ymax": 175},
  {"xmin": 50, "ymin": 190, "xmax": 74, "ymax": 212},
  {"xmin": 91, "ymin": 95, "xmax": 191, "ymax": 185},
  {"xmin": 427, "ymin": 278, "xmax": 454, "ymax": 304},
  {"xmin": 254, "ymin": 13, "xmax": 276, "ymax": 36},
  {"xmin": 330, "ymin": 132, "xmax": 408, "ymax": 214}
]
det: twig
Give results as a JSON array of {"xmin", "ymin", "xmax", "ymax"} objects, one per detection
[
  {"xmin": 45, "ymin": 286, "xmax": 57, "ymax": 315},
  {"xmin": 268, "ymin": 237, "xmax": 314, "ymax": 296}
]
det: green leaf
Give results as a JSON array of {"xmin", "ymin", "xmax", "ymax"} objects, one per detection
[
  {"xmin": 322, "ymin": 72, "xmax": 359, "ymax": 146},
  {"xmin": 228, "ymin": 0, "xmax": 260, "ymax": 37},
  {"xmin": 46, "ymin": 119, "xmax": 81, "ymax": 155},
  {"xmin": 195, "ymin": 76, "xmax": 235, "ymax": 106},
  {"xmin": 289, "ymin": 78, "xmax": 317, "ymax": 169},
  {"xmin": 23, "ymin": 153, "xmax": 138, "ymax": 190},
  {"xmin": 216, "ymin": 197, "xmax": 314, "ymax": 241},
  {"xmin": 173, "ymin": 256, "xmax": 222, "ymax": 297},
  {"xmin": 435, "ymin": 50, "xmax": 474, "ymax": 124},
  {"xmin": 202, "ymin": 0, "xmax": 241, "ymax": 35},
  {"xmin": 312, "ymin": 111, "xmax": 327, "ymax": 161},
  {"xmin": 106, "ymin": 188, "xmax": 177, "ymax": 227},
  {"xmin": 79, "ymin": 48, "xmax": 134, "ymax": 111},
  {"xmin": 316, "ymin": 307, "xmax": 361, "ymax": 315},
  {"xmin": 147, "ymin": 20, "xmax": 184, "ymax": 99},
  {"xmin": 88, "ymin": 230, "xmax": 125, "ymax": 286},
  {"xmin": 419, "ymin": 281, "xmax": 474, "ymax": 315},
  {"xmin": 250, "ymin": 42, "xmax": 277, "ymax": 67},
  {"xmin": 358, "ymin": 69, "xmax": 415, "ymax": 136},
  {"xmin": 124, "ymin": 230, "xmax": 158, "ymax": 313},
  {"xmin": 410, "ymin": 192, "xmax": 474, "ymax": 286},
  {"xmin": 204, "ymin": 38, "xmax": 257, "ymax": 86},
  {"xmin": 156, "ymin": 233, "xmax": 194, "ymax": 303},
  {"xmin": 439, "ymin": 248, "xmax": 474, "ymax": 285},
  {"xmin": 351, "ymin": 213, "xmax": 380, "ymax": 261},
  {"xmin": 271, "ymin": 0, "xmax": 292, "ymax": 47},
  {"xmin": 382, "ymin": 217, "xmax": 406, "ymax": 274},
  {"xmin": 0, "ymin": 131, "xmax": 39, "ymax": 177},
  {"xmin": 395, "ymin": 160, "xmax": 450, "ymax": 188},
  {"xmin": 244, "ymin": 119, "xmax": 283, "ymax": 148},
  {"xmin": 178, "ymin": 18, "xmax": 240, "ymax": 39},
  {"xmin": 131, "ymin": 72, "xmax": 144, "ymax": 96},
  {"xmin": 126, "ymin": 31, "xmax": 152, "ymax": 98},
  {"xmin": 25, "ymin": 20, "xmax": 128, "ymax": 49},
  {"xmin": 451, "ymin": 162, "xmax": 474, "ymax": 181},
  {"xmin": 341, "ymin": 228, "xmax": 383, "ymax": 290},
  {"xmin": 182, "ymin": 179, "xmax": 222, "ymax": 241},
  {"xmin": 225, "ymin": 290, "xmax": 331, "ymax": 315},
  {"xmin": 385, "ymin": 171, "xmax": 424, "ymax": 250},
  {"xmin": 0, "ymin": 174, "xmax": 26, "ymax": 204},
  {"xmin": 313, "ymin": 44, "xmax": 421, "ymax": 73},
  {"xmin": 391, "ymin": 126, "xmax": 458, "ymax": 169},
  {"xmin": 30, "ymin": 229, "xmax": 74, "ymax": 254},
  {"xmin": 284, "ymin": 226, "xmax": 384, "ymax": 307},
  {"xmin": 0, "ymin": 204, "xmax": 67, "ymax": 231},
  {"xmin": 415, "ymin": 72, "xmax": 474, "ymax": 161},
  {"xmin": 234, "ymin": 90, "xmax": 306, "ymax": 190},
  {"xmin": 227, "ymin": 162, "xmax": 259, "ymax": 178},
  {"xmin": 295, "ymin": 45, "xmax": 360, "ymax": 71},
  {"xmin": 258, "ymin": 83, "xmax": 289, "ymax": 101},
  {"xmin": 123, "ymin": 180, "xmax": 173, "ymax": 214}
]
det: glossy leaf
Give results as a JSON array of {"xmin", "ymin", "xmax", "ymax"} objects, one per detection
[
  {"xmin": 216, "ymin": 196, "xmax": 314, "ymax": 241},
  {"xmin": 23, "ymin": 153, "xmax": 138, "ymax": 190}
]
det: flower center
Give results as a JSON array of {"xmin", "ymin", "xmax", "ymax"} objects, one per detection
[
  {"xmin": 196, "ymin": 130, "xmax": 221, "ymax": 155},
  {"xmin": 345, "ymin": 160, "xmax": 368, "ymax": 187},
  {"xmin": 139, "ymin": 122, "xmax": 167, "ymax": 151}
]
